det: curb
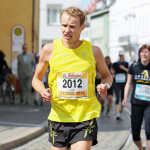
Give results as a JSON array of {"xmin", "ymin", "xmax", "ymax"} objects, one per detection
[{"xmin": 0, "ymin": 125, "xmax": 48, "ymax": 150}]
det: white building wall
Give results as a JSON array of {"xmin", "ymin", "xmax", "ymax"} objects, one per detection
[
  {"xmin": 39, "ymin": 0, "xmax": 80, "ymax": 50},
  {"xmin": 80, "ymin": 26, "xmax": 90, "ymax": 41},
  {"xmin": 109, "ymin": 0, "xmax": 150, "ymax": 63}
]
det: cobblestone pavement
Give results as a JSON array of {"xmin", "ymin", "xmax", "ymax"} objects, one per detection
[
  {"xmin": 123, "ymin": 130, "xmax": 146, "ymax": 150},
  {"xmin": 0, "ymin": 93, "xmax": 146, "ymax": 150},
  {"xmin": 12, "ymin": 101, "xmax": 132, "ymax": 150},
  {"xmin": 12, "ymin": 130, "xmax": 130, "ymax": 150},
  {"xmin": 12, "ymin": 133, "xmax": 51, "ymax": 150},
  {"xmin": 14, "ymin": 129, "xmax": 145, "ymax": 150}
]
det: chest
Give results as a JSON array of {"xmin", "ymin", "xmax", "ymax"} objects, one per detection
[
  {"xmin": 51, "ymin": 51, "xmax": 95, "ymax": 72},
  {"xmin": 132, "ymin": 68, "xmax": 150, "ymax": 83},
  {"xmin": 114, "ymin": 62, "xmax": 127, "ymax": 72}
]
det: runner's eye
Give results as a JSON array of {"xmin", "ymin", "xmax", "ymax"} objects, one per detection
[{"xmin": 62, "ymin": 24, "xmax": 67, "ymax": 27}]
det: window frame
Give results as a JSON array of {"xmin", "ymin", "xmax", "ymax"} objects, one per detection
[{"xmin": 47, "ymin": 5, "xmax": 62, "ymax": 25}]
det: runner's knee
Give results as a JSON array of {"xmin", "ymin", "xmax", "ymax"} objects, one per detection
[
  {"xmin": 145, "ymin": 131, "xmax": 150, "ymax": 140},
  {"xmin": 132, "ymin": 130, "xmax": 141, "ymax": 141}
]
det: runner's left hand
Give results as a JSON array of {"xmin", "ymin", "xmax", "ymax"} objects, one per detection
[{"xmin": 97, "ymin": 84, "xmax": 107, "ymax": 96}]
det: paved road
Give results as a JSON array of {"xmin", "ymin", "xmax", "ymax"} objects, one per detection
[
  {"xmin": 0, "ymin": 93, "xmax": 51, "ymax": 126},
  {"xmin": 0, "ymin": 92, "xmax": 146, "ymax": 150},
  {"xmin": 9, "ymin": 97, "xmax": 131, "ymax": 150}
]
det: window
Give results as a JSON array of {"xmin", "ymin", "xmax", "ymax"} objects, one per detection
[{"xmin": 47, "ymin": 5, "xmax": 61, "ymax": 25}]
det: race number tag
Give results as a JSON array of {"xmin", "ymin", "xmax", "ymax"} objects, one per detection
[
  {"xmin": 135, "ymin": 84, "xmax": 150, "ymax": 101},
  {"xmin": 115, "ymin": 73, "xmax": 126, "ymax": 83},
  {"xmin": 57, "ymin": 72, "xmax": 88, "ymax": 99}
]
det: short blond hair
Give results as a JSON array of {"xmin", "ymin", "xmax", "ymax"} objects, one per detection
[{"xmin": 61, "ymin": 7, "xmax": 85, "ymax": 26}]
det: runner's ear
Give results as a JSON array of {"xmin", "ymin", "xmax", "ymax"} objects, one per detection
[{"xmin": 81, "ymin": 23, "xmax": 85, "ymax": 31}]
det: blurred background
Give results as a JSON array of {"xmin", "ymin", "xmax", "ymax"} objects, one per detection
[
  {"xmin": 0, "ymin": 0, "xmax": 150, "ymax": 75},
  {"xmin": 0, "ymin": 1, "xmax": 148, "ymax": 149}
]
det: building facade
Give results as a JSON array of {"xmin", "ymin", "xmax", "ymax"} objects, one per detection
[
  {"xmin": 88, "ymin": 9, "xmax": 109, "ymax": 56},
  {"xmin": 0, "ymin": 0, "xmax": 39, "ymax": 75},
  {"xmin": 80, "ymin": 0, "xmax": 115, "ymax": 57},
  {"xmin": 109, "ymin": 0, "xmax": 150, "ymax": 62}
]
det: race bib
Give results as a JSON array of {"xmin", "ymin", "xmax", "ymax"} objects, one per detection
[
  {"xmin": 115, "ymin": 73, "xmax": 126, "ymax": 83},
  {"xmin": 57, "ymin": 72, "xmax": 88, "ymax": 99},
  {"xmin": 135, "ymin": 84, "xmax": 150, "ymax": 101}
]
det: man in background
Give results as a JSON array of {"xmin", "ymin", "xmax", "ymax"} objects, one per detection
[
  {"xmin": 17, "ymin": 44, "xmax": 35, "ymax": 104},
  {"xmin": 112, "ymin": 50, "xmax": 129, "ymax": 120}
]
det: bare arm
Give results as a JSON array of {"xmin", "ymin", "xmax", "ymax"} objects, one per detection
[
  {"xmin": 93, "ymin": 46, "xmax": 113, "ymax": 96},
  {"xmin": 122, "ymin": 74, "xmax": 132, "ymax": 107},
  {"xmin": 32, "ymin": 43, "xmax": 53, "ymax": 103},
  {"xmin": 119, "ymin": 65, "xmax": 129, "ymax": 72}
]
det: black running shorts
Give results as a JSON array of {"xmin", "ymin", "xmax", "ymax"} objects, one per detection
[
  {"xmin": 48, "ymin": 118, "xmax": 98, "ymax": 148},
  {"xmin": 107, "ymin": 86, "xmax": 113, "ymax": 95}
]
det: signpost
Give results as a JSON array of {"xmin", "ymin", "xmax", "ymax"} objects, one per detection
[{"xmin": 11, "ymin": 25, "xmax": 25, "ymax": 76}]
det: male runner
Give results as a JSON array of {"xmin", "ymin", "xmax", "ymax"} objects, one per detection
[
  {"xmin": 112, "ymin": 50, "xmax": 129, "ymax": 120},
  {"xmin": 32, "ymin": 7, "xmax": 112, "ymax": 150}
]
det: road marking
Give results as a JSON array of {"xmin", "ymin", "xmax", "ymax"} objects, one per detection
[
  {"xmin": 0, "ymin": 108, "xmax": 39, "ymax": 112},
  {"xmin": 0, "ymin": 121, "xmax": 45, "ymax": 127}
]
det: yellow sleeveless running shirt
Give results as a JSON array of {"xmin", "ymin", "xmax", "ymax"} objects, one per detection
[{"xmin": 48, "ymin": 39, "xmax": 101, "ymax": 122}]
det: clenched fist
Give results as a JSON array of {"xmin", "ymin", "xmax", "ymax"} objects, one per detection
[{"xmin": 97, "ymin": 83, "xmax": 108, "ymax": 96}]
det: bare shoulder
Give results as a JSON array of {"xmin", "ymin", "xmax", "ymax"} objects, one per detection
[
  {"xmin": 92, "ymin": 45, "xmax": 104, "ymax": 63},
  {"xmin": 41, "ymin": 43, "xmax": 53, "ymax": 56},
  {"xmin": 40, "ymin": 43, "xmax": 53, "ymax": 61}
]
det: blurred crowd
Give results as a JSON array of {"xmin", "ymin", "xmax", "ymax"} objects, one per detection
[{"xmin": 0, "ymin": 44, "xmax": 48, "ymax": 106}]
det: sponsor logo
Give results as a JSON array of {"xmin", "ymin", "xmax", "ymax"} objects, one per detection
[
  {"xmin": 82, "ymin": 52, "xmax": 86, "ymax": 56},
  {"xmin": 135, "ymin": 70, "xmax": 150, "ymax": 83},
  {"xmin": 63, "ymin": 73, "xmax": 82, "ymax": 79}
]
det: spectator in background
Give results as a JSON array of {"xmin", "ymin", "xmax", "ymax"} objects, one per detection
[
  {"xmin": 17, "ymin": 44, "xmax": 35, "ymax": 104},
  {"xmin": 0, "ymin": 50, "xmax": 16, "ymax": 104},
  {"xmin": 122, "ymin": 45, "xmax": 150, "ymax": 150},
  {"xmin": 0, "ymin": 50, "xmax": 9, "ymax": 84},
  {"xmin": 112, "ymin": 50, "xmax": 129, "ymax": 120}
]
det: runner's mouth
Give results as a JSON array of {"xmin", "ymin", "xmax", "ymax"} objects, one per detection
[{"xmin": 64, "ymin": 34, "xmax": 72, "ymax": 40}]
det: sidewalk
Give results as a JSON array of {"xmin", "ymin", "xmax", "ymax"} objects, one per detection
[
  {"xmin": 0, "ymin": 94, "xmax": 131, "ymax": 150},
  {"xmin": 92, "ymin": 105, "xmax": 131, "ymax": 150},
  {"xmin": 0, "ymin": 93, "xmax": 50, "ymax": 150},
  {"xmin": 0, "ymin": 123, "xmax": 48, "ymax": 150}
]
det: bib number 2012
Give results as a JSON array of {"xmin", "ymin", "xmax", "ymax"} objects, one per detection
[{"xmin": 63, "ymin": 79, "xmax": 82, "ymax": 88}]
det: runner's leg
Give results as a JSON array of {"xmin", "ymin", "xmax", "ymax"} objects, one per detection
[
  {"xmin": 146, "ymin": 140, "xmax": 150, "ymax": 150},
  {"xmin": 70, "ymin": 140, "xmax": 92, "ymax": 150},
  {"xmin": 131, "ymin": 104, "xmax": 144, "ymax": 150},
  {"xmin": 52, "ymin": 146, "xmax": 69, "ymax": 150},
  {"xmin": 144, "ymin": 105, "xmax": 150, "ymax": 150}
]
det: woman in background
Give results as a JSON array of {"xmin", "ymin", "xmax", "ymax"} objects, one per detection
[{"xmin": 122, "ymin": 45, "xmax": 150, "ymax": 150}]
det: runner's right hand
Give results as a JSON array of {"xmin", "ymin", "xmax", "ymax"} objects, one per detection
[
  {"xmin": 122, "ymin": 98, "xmax": 128, "ymax": 107},
  {"xmin": 41, "ymin": 88, "xmax": 52, "ymax": 103}
]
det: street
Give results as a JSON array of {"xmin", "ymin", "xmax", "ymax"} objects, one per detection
[
  {"xmin": 0, "ymin": 93, "xmax": 50, "ymax": 126},
  {"xmin": 0, "ymin": 93, "xmax": 145, "ymax": 150}
]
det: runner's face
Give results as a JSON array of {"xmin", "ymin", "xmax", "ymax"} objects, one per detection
[
  {"xmin": 119, "ymin": 55, "xmax": 124, "ymax": 61},
  {"xmin": 105, "ymin": 58, "xmax": 110, "ymax": 66},
  {"xmin": 61, "ymin": 13, "xmax": 84, "ymax": 44},
  {"xmin": 140, "ymin": 48, "xmax": 150, "ymax": 63}
]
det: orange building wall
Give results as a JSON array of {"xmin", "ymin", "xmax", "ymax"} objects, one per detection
[{"xmin": 0, "ymin": 0, "xmax": 38, "ymax": 67}]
